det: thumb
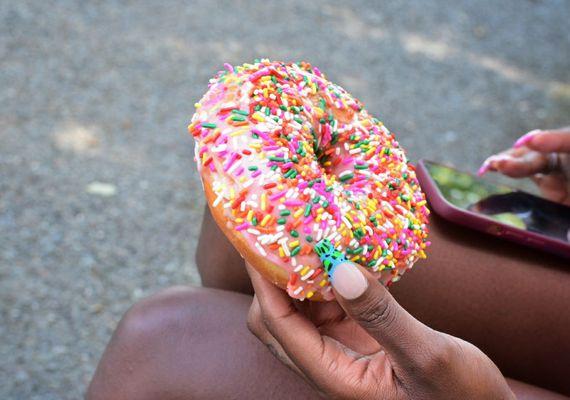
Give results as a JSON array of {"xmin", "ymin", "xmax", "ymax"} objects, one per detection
[{"xmin": 330, "ymin": 261, "xmax": 441, "ymax": 370}]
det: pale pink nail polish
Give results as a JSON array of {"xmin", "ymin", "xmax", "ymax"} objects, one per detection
[
  {"xmin": 477, "ymin": 163, "xmax": 489, "ymax": 176},
  {"xmin": 331, "ymin": 262, "xmax": 368, "ymax": 300}
]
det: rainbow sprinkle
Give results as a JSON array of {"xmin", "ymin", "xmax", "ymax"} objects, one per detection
[{"xmin": 189, "ymin": 60, "xmax": 430, "ymax": 301}]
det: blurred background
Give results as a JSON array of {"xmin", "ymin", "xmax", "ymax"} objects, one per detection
[{"xmin": 0, "ymin": 0, "xmax": 568, "ymax": 398}]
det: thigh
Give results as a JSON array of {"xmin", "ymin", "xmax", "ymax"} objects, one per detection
[
  {"xmin": 87, "ymin": 287, "xmax": 320, "ymax": 400},
  {"xmin": 195, "ymin": 206, "xmax": 570, "ymax": 394},
  {"xmin": 88, "ymin": 286, "xmax": 566, "ymax": 400}
]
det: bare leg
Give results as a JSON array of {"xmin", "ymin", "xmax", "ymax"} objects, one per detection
[
  {"xmin": 196, "ymin": 206, "xmax": 570, "ymax": 394},
  {"xmin": 87, "ymin": 287, "xmax": 320, "ymax": 400},
  {"xmin": 87, "ymin": 287, "xmax": 566, "ymax": 399}
]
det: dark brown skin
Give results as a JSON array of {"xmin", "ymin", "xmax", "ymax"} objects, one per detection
[
  {"xmin": 87, "ymin": 210, "xmax": 570, "ymax": 400},
  {"xmin": 88, "ymin": 129, "xmax": 570, "ymax": 399},
  {"xmin": 246, "ymin": 260, "xmax": 516, "ymax": 399}
]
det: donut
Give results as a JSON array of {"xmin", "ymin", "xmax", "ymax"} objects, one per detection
[{"xmin": 189, "ymin": 60, "xmax": 430, "ymax": 301}]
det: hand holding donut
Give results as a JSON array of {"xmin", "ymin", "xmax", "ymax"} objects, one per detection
[
  {"xmin": 246, "ymin": 262, "xmax": 515, "ymax": 400},
  {"xmin": 478, "ymin": 127, "xmax": 570, "ymax": 206}
]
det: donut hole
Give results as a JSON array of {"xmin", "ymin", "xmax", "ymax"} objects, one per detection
[{"xmin": 309, "ymin": 110, "xmax": 364, "ymax": 184}]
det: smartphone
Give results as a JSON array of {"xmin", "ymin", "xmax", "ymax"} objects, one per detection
[{"xmin": 416, "ymin": 159, "xmax": 570, "ymax": 259}]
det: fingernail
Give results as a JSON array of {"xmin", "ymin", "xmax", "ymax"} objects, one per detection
[
  {"xmin": 514, "ymin": 129, "xmax": 540, "ymax": 148},
  {"xmin": 330, "ymin": 262, "xmax": 368, "ymax": 300},
  {"xmin": 477, "ymin": 161, "xmax": 490, "ymax": 176}
]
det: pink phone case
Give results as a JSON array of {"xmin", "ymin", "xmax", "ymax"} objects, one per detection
[{"xmin": 416, "ymin": 159, "xmax": 570, "ymax": 260}]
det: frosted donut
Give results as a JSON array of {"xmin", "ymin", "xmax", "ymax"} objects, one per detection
[{"xmin": 189, "ymin": 60, "xmax": 430, "ymax": 301}]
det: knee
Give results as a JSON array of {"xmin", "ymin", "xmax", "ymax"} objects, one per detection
[
  {"xmin": 115, "ymin": 286, "xmax": 208, "ymax": 348},
  {"xmin": 87, "ymin": 286, "xmax": 209, "ymax": 400}
]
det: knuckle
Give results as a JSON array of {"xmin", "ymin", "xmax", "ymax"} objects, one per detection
[
  {"xmin": 262, "ymin": 303, "xmax": 297, "ymax": 334},
  {"xmin": 246, "ymin": 305, "xmax": 263, "ymax": 337},
  {"xmin": 245, "ymin": 315, "xmax": 257, "ymax": 335},
  {"xmin": 356, "ymin": 294, "xmax": 396, "ymax": 331},
  {"xmin": 261, "ymin": 313, "xmax": 275, "ymax": 331},
  {"xmin": 323, "ymin": 352, "xmax": 341, "ymax": 376}
]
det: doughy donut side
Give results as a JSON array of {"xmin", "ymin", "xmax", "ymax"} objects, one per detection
[{"xmin": 203, "ymin": 175, "xmax": 328, "ymax": 301}]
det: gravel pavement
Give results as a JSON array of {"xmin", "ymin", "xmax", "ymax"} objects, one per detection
[{"xmin": 1, "ymin": 1, "xmax": 568, "ymax": 398}]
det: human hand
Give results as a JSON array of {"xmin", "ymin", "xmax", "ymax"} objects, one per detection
[
  {"xmin": 478, "ymin": 127, "xmax": 570, "ymax": 206},
  {"xmin": 245, "ymin": 262, "xmax": 515, "ymax": 400}
]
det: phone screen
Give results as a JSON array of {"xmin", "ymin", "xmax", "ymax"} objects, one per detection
[{"xmin": 424, "ymin": 161, "xmax": 570, "ymax": 243}]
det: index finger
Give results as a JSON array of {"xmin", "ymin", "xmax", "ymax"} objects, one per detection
[
  {"xmin": 514, "ymin": 128, "xmax": 570, "ymax": 153},
  {"xmin": 245, "ymin": 263, "xmax": 355, "ymax": 385},
  {"xmin": 481, "ymin": 151, "xmax": 548, "ymax": 178}
]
